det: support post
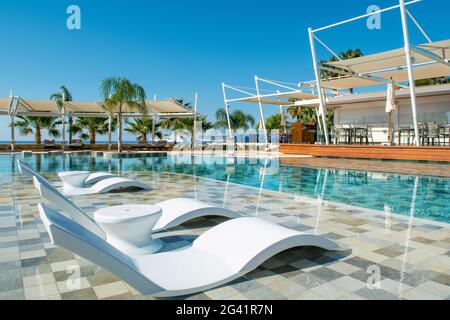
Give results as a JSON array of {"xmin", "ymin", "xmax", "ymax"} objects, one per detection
[
  {"xmin": 399, "ymin": 0, "xmax": 420, "ymax": 146},
  {"xmin": 193, "ymin": 92, "xmax": 198, "ymax": 150},
  {"xmin": 108, "ymin": 114, "xmax": 112, "ymax": 151},
  {"xmin": 308, "ymin": 27, "xmax": 330, "ymax": 145},
  {"xmin": 61, "ymin": 92, "xmax": 66, "ymax": 151},
  {"xmin": 221, "ymin": 83, "xmax": 233, "ymax": 139},
  {"xmin": 254, "ymin": 76, "xmax": 268, "ymax": 144},
  {"xmin": 9, "ymin": 92, "xmax": 16, "ymax": 151},
  {"xmin": 152, "ymin": 114, "xmax": 156, "ymax": 144}
]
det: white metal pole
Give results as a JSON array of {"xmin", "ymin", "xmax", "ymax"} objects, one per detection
[
  {"xmin": 254, "ymin": 76, "xmax": 268, "ymax": 144},
  {"xmin": 61, "ymin": 92, "xmax": 66, "ymax": 151},
  {"xmin": 308, "ymin": 28, "xmax": 330, "ymax": 145},
  {"xmin": 9, "ymin": 92, "xmax": 15, "ymax": 151},
  {"xmin": 221, "ymin": 83, "xmax": 233, "ymax": 139},
  {"xmin": 193, "ymin": 92, "xmax": 198, "ymax": 150},
  {"xmin": 152, "ymin": 114, "xmax": 156, "ymax": 144},
  {"xmin": 108, "ymin": 114, "xmax": 112, "ymax": 151},
  {"xmin": 400, "ymin": 0, "xmax": 420, "ymax": 146}
]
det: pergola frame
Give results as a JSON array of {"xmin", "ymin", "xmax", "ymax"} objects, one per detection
[
  {"xmin": 308, "ymin": 0, "xmax": 445, "ymax": 146},
  {"xmin": 222, "ymin": 77, "xmax": 324, "ymax": 144}
]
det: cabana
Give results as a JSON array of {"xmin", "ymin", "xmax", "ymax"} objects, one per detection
[{"xmin": 0, "ymin": 95, "xmax": 198, "ymax": 151}]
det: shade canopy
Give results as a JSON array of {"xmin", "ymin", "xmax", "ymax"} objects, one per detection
[
  {"xmin": 0, "ymin": 97, "xmax": 196, "ymax": 118},
  {"xmin": 320, "ymin": 39, "xmax": 450, "ymax": 90}
]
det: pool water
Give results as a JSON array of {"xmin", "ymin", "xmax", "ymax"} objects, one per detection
[{"xmin": 1, "ymin": 153, "xmax": 449, "ymax": 224}]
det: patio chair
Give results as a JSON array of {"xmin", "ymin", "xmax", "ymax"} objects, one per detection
[
  {"xmin": 425, "ymin": 122, "xmax": 440, "ymax": 146},
  {"xmin": 17, "ymin": 160, "xmax": 150, "ymax": 196},
  {"xmin": 38, "ymin": 202, "xmax": 344, "ymax": 297},
  {"xmin": 130, "ymin": 140, "xmax": 148, "ymax": 151},
  {"xmin": 147, "ymin": 140, "xmax": 168, "ymax": 150},
  {"xmin": 68, "ymin": 139, "xmax": 83, "ymax": 150},
  {"xmin": 439, "ymin": 124, "xmax": 450, "ymax": 146},
  {"xmin": 43, "ymin": 139, "xmax": 56, "ymax": 150}
]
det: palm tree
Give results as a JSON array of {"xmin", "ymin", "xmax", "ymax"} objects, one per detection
[
  {"xmin": 214, "ymin": 108, "xmax": 255, "ymax": 131},
  {"xmin": 70, "ymin": 117, "xmax": 114, "ymax": 145},
  {"xmin": 170, "ymin": 116, "xmax": 213, "ymax": 146},
  {"xmin": 14, "ymin": 116, "xmax": 60, "ymax": 145},
  {"xmin": 50, "ymin": 86, "xmax": 73, "ymax": 143},
  {"xmin": 100, "ymin": 77, "xmax": 147, "ymax": 152},
  {"xmin": 125, "ymin": 118, "xmax": 161, "ymax": 143},
  {"xmin": 160, "ymin": 99, "xmax": 203, "ymax": 144}
]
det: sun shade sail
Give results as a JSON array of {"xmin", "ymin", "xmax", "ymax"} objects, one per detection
[
  {"xmin": 375, "ymin": 63, "xmax": 450, "ymax": 83},
  {"xmin": 63, "ymin": 101, "xmax": 105, "ymax": 113},
  {"xmin": 318, "ymin": 39, "xmax": 450, "ymax": 90},
  {"xmin": 16, "ymin": 99, "xmax": 59, "ymax": 112},
  {"xmin": 326, "ymin": 39, "xmax": 450, "ymax": 74},
  {"xmin": 320, "ymin": 76, "xmax": 384, "ymax": 90},
  {"xmin": 0, "ymin": 98, "xmax": 13, "ymax": 111}
]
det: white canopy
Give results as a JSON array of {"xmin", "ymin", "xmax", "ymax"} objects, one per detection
[
  {"xmin": 319, "ymin": 39, "xmax": 450, "ymax": 90},
  {"xmin": 0, "ymin": 97, "xmax": 196, "ymax": 118}
]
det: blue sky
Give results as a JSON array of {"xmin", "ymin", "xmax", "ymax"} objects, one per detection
[{"xmin": 1, "ymin": 0, "xmax": 449, "ymax": 141}]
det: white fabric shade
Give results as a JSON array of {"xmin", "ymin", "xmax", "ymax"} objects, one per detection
[{"xmin": 326, "ymin": 39, "xmax": 450, "ymax": 74}]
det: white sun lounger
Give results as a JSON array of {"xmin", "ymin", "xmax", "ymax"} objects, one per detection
[
  {"xmin": 17, "ymin": 160, "xmax": 150, "ymax": 195},
  {"xmin": 33, "ymin": 174, "xmax": 241, "ymax": 255},
  {"xmin": 38, "ymin": 202, "xmax": 345, "ymax": 297}
]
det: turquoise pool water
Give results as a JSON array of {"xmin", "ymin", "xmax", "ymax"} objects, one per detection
[{"xmin": 2, "ymin": 153, "xmax": 449, "ymax": 224}]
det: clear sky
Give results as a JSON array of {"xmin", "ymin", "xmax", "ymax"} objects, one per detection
[{"xmin": 1, "ymin": 0, "xmax": 449, "ymax": 142}]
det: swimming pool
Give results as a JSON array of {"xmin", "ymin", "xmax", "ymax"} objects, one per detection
[{"xmin": 2, "ymin": 153, "xmax": 449, "ymax": 224}]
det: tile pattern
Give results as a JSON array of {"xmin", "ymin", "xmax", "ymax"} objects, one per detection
[{"xmin": 0, "ymin": 169, "xmax": 449, "ymax": 300}]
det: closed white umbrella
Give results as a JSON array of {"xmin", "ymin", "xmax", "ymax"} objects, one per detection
[{"xmin": 386, "ymin": 80, "xmax": 398, "ymax": 144}]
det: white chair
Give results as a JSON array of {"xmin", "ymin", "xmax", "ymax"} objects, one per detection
[
  {"xmin": 18, "ymin": 160, "xmax": 150, "ymax": 195},
  {"xmin": 38, "ymin": 203, "xmax": 345, "ymax": 297},
  {"xmin": 33, "ymin": 175, "xmax": 241, "ymax": 255}
]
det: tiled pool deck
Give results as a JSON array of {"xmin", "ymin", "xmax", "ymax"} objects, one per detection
[{"xmin": 0, "ymin": 169, "xmax": 449, "ymax": 300}]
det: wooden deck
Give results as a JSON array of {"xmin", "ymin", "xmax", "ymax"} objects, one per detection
[{"xmin": 280, "ymin": 144, "xmax": 450, "ymax": 162}]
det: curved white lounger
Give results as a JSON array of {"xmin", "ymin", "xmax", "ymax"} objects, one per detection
[
  {"xmin": 32, "ymin": 174, "xmax": 242, "ymax": 255},
  {"xmin": 64, "ymin": 177, "xmax": 151, "ymax": 196},
  {"xmin": 84, "ymin": 172, "xmax": 117, "ymax": 185},
  {"xmin": 152, "ymin": 198, "xmax": 240, "ymax": 232},
  {"xmin": 17, "ymin": 160, "xmax": 150, "ymax": 196},
  {"xmin": 38, "ymin": 203, "xmax": 345, "ymax": 297}
]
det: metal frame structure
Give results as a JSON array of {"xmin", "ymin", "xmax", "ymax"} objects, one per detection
[
  {"xmin": 308, "ymin": 0, "xmax": 445, "ymax": 146},
  {"xmin": 222, "ymin": 77, "xmax": 325, "ymax": 144}
]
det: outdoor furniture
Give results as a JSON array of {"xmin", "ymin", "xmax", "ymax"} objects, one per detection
[
  {"xmin": 68, "ymin": 139, "xmax": 83, "ymax": 150},
  {"xmin": 43, "ymin": 139, "xmax": 56, "ymax": 149},
  {"xmin": 33, "ymin": 174, "xmax": 242, "ymax": 255},
  {"xmin": 94, "ymin": 204, "xmax": 164, "ymax": 255},
  {"xmin": 147, "ymin": 140, "xmax": 168, "ymax": 150},
  {"xmin": 130, "ymin": 141, "xmax": 148, "ymax": 151},
  {"xmin": 18, "ymin": 160, "xmax": 150, "ymax": 196},
  {"xmin": 37, "ymin": 202, "xmax": 344, "ymax": 297},
  {"xmin": 425, "ymin": 122, "xmax": 440, "ymax": 146},
  {"xmin": 354, "ymin": 126, "xmax": 371, "ymax": 145},
  {"xmin": 332, "ymin": 126, "xmax": 348, "ymax": 145},
  {"xmin": 439, "ymin": 124, "xmax": 450, "ymax": 146}
]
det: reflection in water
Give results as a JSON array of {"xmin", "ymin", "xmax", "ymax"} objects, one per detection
[{"xmin": 5, "ymin": 152, "xmax": 450, "ymax": 223}]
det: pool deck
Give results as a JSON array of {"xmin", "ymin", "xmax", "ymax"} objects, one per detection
[
  {"xmin": 1, "ymin": 169, "xmax": 449, "ymax": 300},
  {"xmin": 280, "ymin": 144, "xmax": 450, "ymax": 163}
]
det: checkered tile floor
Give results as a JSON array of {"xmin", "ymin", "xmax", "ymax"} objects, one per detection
[{"xmin": 0, "ymin": 170, "xmax": 449, "ymax": 300}]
